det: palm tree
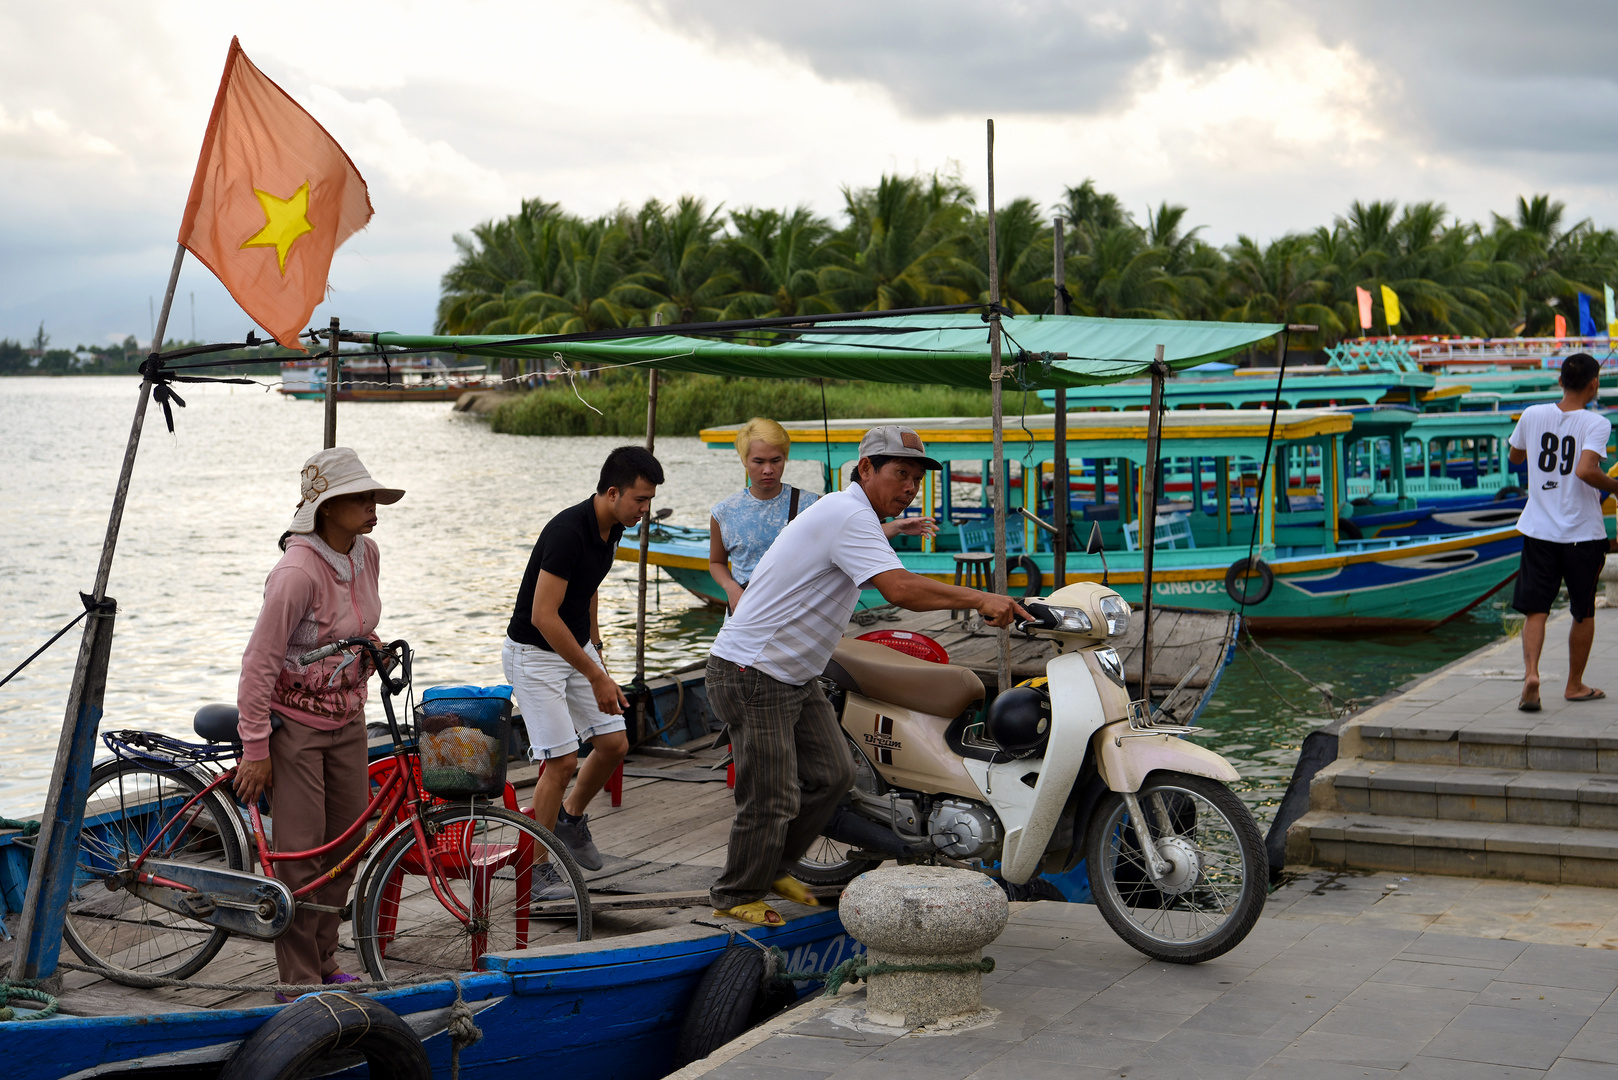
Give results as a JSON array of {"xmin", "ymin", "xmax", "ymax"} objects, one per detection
[
  {"xmin": 965, "ymin": 196, "xmax": 1053, "ymax": 314},
  {"xmin": 1223, "ymin": 234, "xmax": 1342, "ymax": 362},
  {"xmin": 817, "ymin": 173, "xmax": 978, "ymax": 311},
  {"xmin": 634, "ymin": 197, "xmax": 733, "ymax": 325},
  {"xmin": 720, "ymin": 206, "xmax": 836, "ymax": 319},
  {"xmin": 435, "ymin": 199, "xmax": 571, "ymax": 334}
]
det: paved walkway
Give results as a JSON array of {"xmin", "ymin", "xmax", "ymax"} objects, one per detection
[{"xmin": 689, "ymin": 900, "xmax": 1618, "ymax": 1079}]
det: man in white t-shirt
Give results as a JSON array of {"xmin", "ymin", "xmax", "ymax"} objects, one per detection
[
  {"xmin": 705, "ymin": 426, "xmax": 1031, "ymax": 925},
  {"xmin": 1507, "ymin": 353, "xmax": 1618, "ymax": 710}
]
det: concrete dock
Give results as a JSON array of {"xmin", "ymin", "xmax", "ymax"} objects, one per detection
[{"xmin": 685, "ymin": 897, "xmax": 1618, "ymax": 1079}]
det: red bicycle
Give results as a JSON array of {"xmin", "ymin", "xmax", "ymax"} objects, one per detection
[{"xmin": 63, "ymin": 637, "xmax": 591, "ymax": 986}]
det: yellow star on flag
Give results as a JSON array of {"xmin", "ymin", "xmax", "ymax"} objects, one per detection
[{"xmin": 240, "ymin": 181, "xmax": 315, "ymax": 274}]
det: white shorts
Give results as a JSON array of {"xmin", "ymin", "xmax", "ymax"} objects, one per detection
[{"xmin": 501, "ymin": 636, "xmax": 627, "ymax": 761}]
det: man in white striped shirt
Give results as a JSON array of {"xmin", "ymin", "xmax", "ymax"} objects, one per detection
[{"xmin": 707, "ymin": 426, "xmax": 1029, "ymax": 924}]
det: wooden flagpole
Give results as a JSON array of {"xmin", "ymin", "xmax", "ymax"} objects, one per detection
[
  {"xmin": 11, "ymin": 243, "xmax": 186, "ymax": 980},
  {"xmin": 324, "ymin": 315, "xmax": 340, "ymax": 448},
  {"xmin": 1053, "ymin": 216, "xmax": 1069, "ymax": 590},
  {"xmin": 633, "ymin": 313, "xmax": 661, "ymax": 740}
]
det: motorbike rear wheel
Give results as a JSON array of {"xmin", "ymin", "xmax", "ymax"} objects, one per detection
[
  {"xmin": 1084, "ymin": 771, "xmax": 1266, "ymax": 964},
  {"xmin": 788, "ymin": 836, "xmax": 883, "ymax": 887}
]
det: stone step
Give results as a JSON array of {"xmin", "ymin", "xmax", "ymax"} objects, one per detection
[
  {"xmin": 1329, "ymin": 760, "xmax": 1618, "ymax": 828},
  {"xmin": 1288, "ymin": 810, "xmax": 1618, "ymax": 886},
  {"xmin": 1356, "ymin": 717, "xmax": 1618, "ymax": 773}
]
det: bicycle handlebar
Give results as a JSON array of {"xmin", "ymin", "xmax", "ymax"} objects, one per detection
[
  {"xmin": 297, "ymin": 642, "xmax": 343, "ymax": 665},
  {"xmin": 296, "ymin": 637, "xmax": 412, "ymax": 696}
]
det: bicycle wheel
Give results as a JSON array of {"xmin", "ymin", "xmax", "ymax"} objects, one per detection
[
  {"xmin": 64, "ymin": 757, "xmax": 247, "ymax": 980},
  {"xmin": 353, "ymin": 804, "xmax": 591, "ymax": 980}
]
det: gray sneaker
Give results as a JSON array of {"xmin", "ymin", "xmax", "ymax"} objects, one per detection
[
  {"xmin": 554, "ymin": 814, "xmax": 604, "ymax": 871},
  {"xmin": 530, "ymin": 862, "xmax": 574, "ymax": 904}
]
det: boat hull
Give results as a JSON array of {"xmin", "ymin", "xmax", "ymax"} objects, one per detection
[
  {"xmin": 0, "ymin": 908, "xmax": 861, "ymax": 1080},
  {"xmin": 620, "ymin": 524, "xmax": 1539, "ymax": 631}
]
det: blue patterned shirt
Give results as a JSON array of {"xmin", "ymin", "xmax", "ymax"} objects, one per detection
[{"xmin": 711, "ymin": 484, "xmax": 819, "ymax": 585}]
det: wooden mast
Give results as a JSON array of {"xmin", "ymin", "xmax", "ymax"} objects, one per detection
[
  {"xmin": 633, "ymin": 313, "xmax": 661, "ymax": 739},
  {"xmin": 1052, "ymin": 216, "xmax": 1068, "ymax": 590},
  {"xmin": 986, "ymin": 119, "xmax": 1011, "ymax": 693}
]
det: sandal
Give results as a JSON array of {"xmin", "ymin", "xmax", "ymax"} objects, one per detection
[
  {"xmin": 771, "ymin": 876, "xmax": 820, "ymax": 907},
  {"xmin": 711, "ymin": 901, "xmax": 784, "ymax": 925},
  {"xmin": 1518, "ymin": 696, "xmax": 1543, "ymax": 712},
  {"xmin": 1567, "ymin": 688, "xmax": 1607, "ymax": 702}
]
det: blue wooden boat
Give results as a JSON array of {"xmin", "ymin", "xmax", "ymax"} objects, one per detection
[{"xmin": 0, "ymin": 906, "xmax": 859, "ymax": 1079}]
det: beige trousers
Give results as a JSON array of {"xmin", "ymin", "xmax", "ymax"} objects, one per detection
[{"xmin": 267, "ymin": 715, "xmax": 369, "ymax": 985}]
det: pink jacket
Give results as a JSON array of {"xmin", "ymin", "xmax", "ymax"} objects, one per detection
[{"xmin": 237, "ymin": 534, "xmax": 382, "ymax": 761}]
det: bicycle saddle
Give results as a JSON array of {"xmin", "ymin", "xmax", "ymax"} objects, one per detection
[{"xmin": 193, "ymin": 704, "xmax": 281, "ymax": 743}]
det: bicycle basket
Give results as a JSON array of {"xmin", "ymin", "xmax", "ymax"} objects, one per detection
[{"xmin": 414, "ymin": 685, "xmax": 513, "ymax": 799}]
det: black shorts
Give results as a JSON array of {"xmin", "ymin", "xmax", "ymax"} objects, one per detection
[{"xmin": 1513, "ymin": 536, "xmax": 1608, "ymax": 620}]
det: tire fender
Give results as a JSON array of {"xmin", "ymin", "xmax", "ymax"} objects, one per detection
[
  {"xmin": 1091, "ymin": 721, "xmax": 1240, "ymax": 794},
  {"xmin": 1012, "ymin": 555, "xmax": 1043, "ymax": 598},
  {"xmin": 674, "ymin": 945, "xmax": 775, "ymax": 1069},
  {"xmin": 1224, "ymin": 557, "xmax": 1274, "ymax": 605},
  {"xmin": 218, "ymin": 992, "xmax": 430, "ymax": 1080}
]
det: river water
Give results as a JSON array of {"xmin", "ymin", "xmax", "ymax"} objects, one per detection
[{"xmin": 0, "ymin": 377, "xmax": 1511, "ymax": 825}]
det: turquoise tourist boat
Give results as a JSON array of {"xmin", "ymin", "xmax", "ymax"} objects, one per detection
[{"xmin": 618, "ymin": 409, "xmax": 1605, "ymax": 630}]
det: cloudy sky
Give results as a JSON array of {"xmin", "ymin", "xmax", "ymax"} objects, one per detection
[{"xmin": 3, "ymin": 1, "xmax": 1615, "ymax": 348}]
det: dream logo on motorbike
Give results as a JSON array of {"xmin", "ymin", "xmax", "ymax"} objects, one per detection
[{"xmin": 863, "ymin": 716, "xmax": 901, "ymax": 764}]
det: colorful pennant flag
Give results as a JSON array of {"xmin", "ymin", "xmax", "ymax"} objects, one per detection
[
  {"xmin": 1355, "ymin": 286, "xmax": 1373, "ymax": 332},
  {"xmin": 1580, "ymin": 293, "xmax": 1597, "ymax": 337},
  {"xmin": 1606, "ymin": 284, "xmax": 1616, "ymax": 338},
  {"xmin": 1380, "ymin": 284, "xmax": 1401, "ymax": 328},
  {"xmin": 178, "ymin": 38, "xmax": 373, "ymax": 351},
  {"xmin": 1555, "ymin": 313, "xmax": 1567, "ymax": 339}
]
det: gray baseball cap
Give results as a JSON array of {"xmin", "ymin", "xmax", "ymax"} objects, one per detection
[{"xmin": 857, "ymin": 425, "xmax": 943, "ymax": 471}]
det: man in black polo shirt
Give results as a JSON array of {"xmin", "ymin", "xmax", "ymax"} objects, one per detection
[{"xmin": 503, "ymin": 446, "xmax": 664, "ymax": 893}]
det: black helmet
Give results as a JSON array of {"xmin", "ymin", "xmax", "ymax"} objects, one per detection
[{"xmin": 985, "ymin": 683, "xmax": 1051, "ymax": 754}]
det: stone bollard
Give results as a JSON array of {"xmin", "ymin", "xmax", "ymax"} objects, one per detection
[{"xmin": 838, "ymin": 865, "xmax": 1009, "ymax": 1027}]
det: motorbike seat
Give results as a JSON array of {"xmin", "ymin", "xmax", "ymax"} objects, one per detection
[
  {"xmin": 193, "ymin": 704, "xmax": 281, "ymax": 744},
  {"xmin": 824, "ymin": 638, "xmax": 985, "ymax": 718}
]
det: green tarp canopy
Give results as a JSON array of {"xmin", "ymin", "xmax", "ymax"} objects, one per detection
[{"xmin": 376, "ymin": 313, "xmax": 1286, "ymax": 390}]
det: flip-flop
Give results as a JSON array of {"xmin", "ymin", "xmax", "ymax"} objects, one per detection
[
  {"xmin": 1566, "ymin": 688, "xmax": 1607, "ymax": 702},
  {"xmin": 1518, "ymin": 697, "xmax": 1542, "ymax": 712},
  {"xmin": 771, "ymin": 876, "xmax": 821, "ymax": 907},
  {"xmin": 711, "ymin": 901, "xmax": 784, "ymax": 925}
]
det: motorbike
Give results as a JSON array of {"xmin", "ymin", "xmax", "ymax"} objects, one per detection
[{"xmin": 792, "ymin": 579, "xmax": 1267, "ymax": 964}]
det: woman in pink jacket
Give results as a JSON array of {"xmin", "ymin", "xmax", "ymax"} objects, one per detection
[{"xmin": 235, "ymin": 447, "xmax": 404, "ymax": 994}]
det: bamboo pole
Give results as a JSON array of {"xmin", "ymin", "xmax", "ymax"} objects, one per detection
[
  {"xmin": 633, "ymin": 313, "xmax": 661, "ymax": 738},
  {"xmin": 11, "ymin": 242, "xmax": 185, "ymax": 979},
  {"xmin": 1052, "ymin": 216, "xmax": 1068, "ymax": 590},
  {"xmin": 1139, "ymin": 344, "xmax": 1167, "ymax": 705},
  {"xmin": 986, "ymin": 119, "xmax": 1011, "ymax": 693},
  {"xmin": 324, "ymin": 316, "xmax": 340, "ymax": 448}
]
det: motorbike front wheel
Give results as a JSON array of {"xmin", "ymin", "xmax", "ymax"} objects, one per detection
[{"xmin": 1085, "ymin": 771, "xmax": 1267, "ymax": 964}]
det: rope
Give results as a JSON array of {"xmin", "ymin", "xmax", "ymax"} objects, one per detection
[
  {"xmin": 53, "ymin": 959, "xmax": 442, "ymax": 995},
  {"xmin": 0, "ymin": 817, "xmax": 38, "ymax": 836},
  {"xmin": 0, "ymin": 983, "xmax": 58, "ymax": 1021},
  {"xmin": 447, "ymin": 975, "xmax": 484, "ymax": 1080},
  {"xmin": 0, "ymin": 605, "xmax": 90, "ymax": 689},
  {"xmin": 764, "ymin": 946, "xmax": 995, "ymax": 998},
  {"xmin": 1237, "ymin": 328, "xmax": 1290, "ymax": 617}
]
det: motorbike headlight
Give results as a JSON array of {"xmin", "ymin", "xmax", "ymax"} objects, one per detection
[
  {"xmin": 1099, "ymin": 595, "xmax": 1131, "ymax": 637},
  {"xmin": 1095, "ymin": 646, "xmax": 1127, "ymax": 687},
  {"xmin": 1042, "ymin": 604, "xmax": 1092, "ymax": 633}
]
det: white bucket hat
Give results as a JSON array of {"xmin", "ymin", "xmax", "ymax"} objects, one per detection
[{"xmin": 287, "ymin": 447, "xmax": 405, "ymax": 535}]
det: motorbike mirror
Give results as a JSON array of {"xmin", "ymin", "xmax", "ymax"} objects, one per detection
[
  {"xmin": 1085, "ymin": 521, "xmax": 1105, "ymax": 555},
  {"xmin": 654, "ymin": 507, "xmax": 673, "ymax": 521}
]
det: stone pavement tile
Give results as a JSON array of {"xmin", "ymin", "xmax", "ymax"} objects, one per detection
[
  {"xmin": 1402, "ymin": 930, "xmax": 1531, "ymax": 966},
  {"xmin": 1224, "ymin": 977, "xmax": 1354, "ymax": 1012},
  {"xmin": 1545, "ymin": 1059, "xmax": 1616, "ymax": 1079},
  {"xmin": 1291, "ymin": 921, "xmax": 1424, "ymax": 956},
  {"xmin": 997, "ymin": 1031, "xmax": 1156, "ymax": 1070},
  {"xmin": 1474, "ymin": 981, "xmax": 1612, "ymax": 1017},
  {"xmin": 1273, "ymin": 911, "xmax": 1354, "ymax": 926},
  {"xmin": 1501, "ymin": 944, "xmax": 1618, "ymax": 993},
  {"xmin": 1084, "ymin": 974, "xmax": 1229, "ymax": 1015},
  {"xmin": 988, "ymin": 924, "xmax": 1080, "ymax": 952},
  {"xmin": 1367, "ymin": 957, "xmax": 1502, "ymax": 992},
  {"xmin": 1130, "ymin": 1029, "xmax": 1290, "ymax": 1074},
  {"xmin": 1397, "ymin": 1057, "xmax": 1548, "ymax": 1079},
  {"xmin": 960, "ymin": 1059, "xmax": 1116, "ymax": 1080},
  {"xmin": 1177, "ymin": 998, "xmax": 1317, "ymax": 1040},
  {"xmin": 1425, "ymin": 913, "xmax": 1528, "ymax": 940},
  {"xmin": 786, "ymin": 1015, "xmax": 902, "ymax": 1047},
  {"xmin": 727, "ymin": 1033, "xmax": 881, "ymax": 1073},
  {"xmin": 1040, "ymin": 1003, "xmax": 1191, "ymax": 1041},
  {"xmin": 1561, "ymin": 1019, "xmax": 1618, "ymax": 1065},
  {"xmin": 980, "ymin": 944, "xmax": 1052, "ymax": 974},
  {"xmin": 1344, "ymin": 909, "xmax": 1439, "ymax": 932},
  {"xmin": 1338, "ymin": 980, "xmax": 1476, "ymax": 1016},
  {"xmin": 832, "ymin": 1036, "xmax": 1008, "ymax": 1080},
  {"xmin": 1246, "ymin": 1056, "xmax": 1399, "ymax": 1079},
  {"xmin": 964, "ymin": 984, "xmax": 1082, "ymax": 1044},
  {"xmin": 1311, "ymin": 1002, "xmax": 1454, "ymax": 1043},
  {"xmin": 1282, "ymin": 1029, "xmax": 1438, "ymax": 1070},
  {"xmin": 1461, "ymin": 880, "xmax": 1559, "ymax": 907},
  {"xmin": 702, "ymin": 1061, "xmax": 832, "ymax": 1080},
  {"xmin": 1243, "ymin": 959, "xmax": 1382, "ymax": 990},
  {"xmin": 1421, "ymin": 1003, "xmax": 1587, "ymax": 1070}
]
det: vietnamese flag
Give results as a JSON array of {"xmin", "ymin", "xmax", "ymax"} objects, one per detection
[{"xmin": 178, "ymin": 38, "xmax": 372, "ymax": 351}]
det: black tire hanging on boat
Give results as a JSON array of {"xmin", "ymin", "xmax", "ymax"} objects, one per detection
[
  {"xmin": 1013, "ymin": 555, "xmax": 1044, "ymax": 598},
  {"xmin": 1494, "ymin": 485, "xmax": 1525, "ymax": 501},
  {"xmin": 1336, "ymin": 518, "xmax": 1363, "ymax": 540},
  {"xmin": 674, "ymin": 944, "xmax": 772, "ymax": 1068},
  {"xmin": 217, "ymin": 992, "xmax": 430, "ymax": 1080},
  {"xmin": 1224, "ymin": 557, "xmax": 1274, "ymax": 605}
]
